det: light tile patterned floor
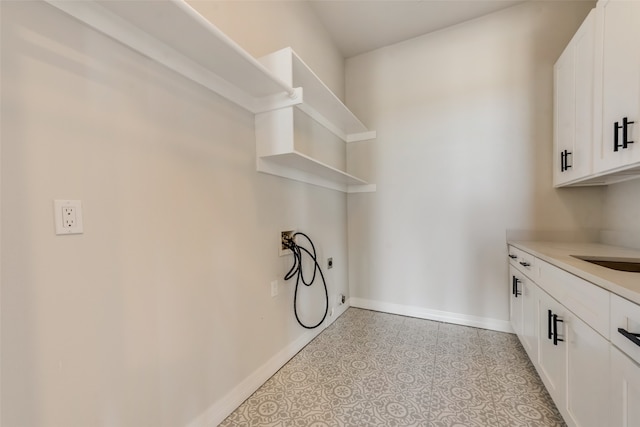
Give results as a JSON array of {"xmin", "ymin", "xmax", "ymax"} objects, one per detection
[{"xmin": 220, "ymin": 308, "xmax": 565, "ymax": 426}]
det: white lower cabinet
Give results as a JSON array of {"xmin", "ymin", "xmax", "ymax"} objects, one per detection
[
  {"xmin": 610, "ymin": 345, "xmax": 640, "ymax": 427},
  {"xmin": 535, "ymin": 286, "xmax": 609, "ymax": 427},
  {"xmin": 537, "ymin": 289, "xmax": 567, "ymax": 410},
  {"xmin": 610, "ymin": 293, "xmax": 640, "ymax": 427},
  {"xmin": 507, "ymin": 245, "xmax": 622, "ymax": 427},
  {"xmin": 509, "ymin": 266, "xmax": 537, "ymax": 360},
  {"xmin": 565, "ymin": 310, "xmax": 610, "ymax": 427},
  {"xmin": 509, "ymin": 266, "xmax": 524, "ymax": 337},
  {"xmin": 521, "ymin": 274, "xmax": 538, "ymax": 362}
]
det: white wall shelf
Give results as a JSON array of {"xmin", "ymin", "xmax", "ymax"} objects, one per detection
[
  {"xmin": 258, "ymin": 151, "xmax": 375, "ymax": 193},
  {"xmin": 256, "ymin": 48, "xmax": 376, "ymax": 193},
  {"xmin": 43, "ymin": 0, "xmax": 302, "ymax": 113},
  {"xmin": 44, "ymin": 0, "xmax": 376, "ymax": 193},
  {"xmin": 259, "ymin": 48, "xmax": 376, "ymax": 143}
]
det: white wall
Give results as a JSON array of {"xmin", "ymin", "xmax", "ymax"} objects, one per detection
[
  {"xmin": 188, "ymin": 0, "xmax": 345, "ymax": 100},
  {"xmin": 1, "ymin": 2, "xmax": 347, "ymax": 426},
  {"xmin": 601, "ymin": 179, "xmax": 640, "ymax": 249},
  {"xmin": 345, "ymin": 1, "xmax": 603, "ymax": 327}
]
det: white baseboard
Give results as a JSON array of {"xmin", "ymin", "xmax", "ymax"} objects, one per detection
[
  {"xmin": 349, "ymin": 298, "xmax": 513, "ymax": 333},
  {"xmin": 184, "ymin": 298, "xmax": 509, "ymax": 427},
  {"xmin": 184, "ymin": 304, "xmax": 350, "ymax": 427},
  {"xmin": 329, "ymin": 299, "xmax": 350, "ymax": 323},
  {"xmin": 184, "ymin": 327, "xmax": 322, "ymax": 427}
]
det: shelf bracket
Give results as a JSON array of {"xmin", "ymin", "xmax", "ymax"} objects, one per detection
[{"xmin": 253, "ymin": 87, "xmax": 303, "ymax": 114}]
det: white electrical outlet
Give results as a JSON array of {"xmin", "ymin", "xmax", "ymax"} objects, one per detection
[
  {"xmin": 54, "ymin": 200, "xmax": 83, "ymax": 235},
  {"xmin": 62, "ymin": 206, "xmax": 77, "ymax": 229},
  {"xmin": 271, "ymin": 280, "xmax": 279, "ymax": 297}
]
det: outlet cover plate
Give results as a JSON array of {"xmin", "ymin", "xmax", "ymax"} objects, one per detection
[{"xmin": 54, "ymin": 199, "xmax": 83, "ymax": 235}]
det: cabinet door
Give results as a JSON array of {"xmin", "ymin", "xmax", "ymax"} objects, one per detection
[
  {"xmin": 565, "ymin": 312, "xmax": 610, "ymax": 427},
  {"xmin": 595, "ymin": 0, "xmax": 640, "ymax": 172},
  {"xmin": 521, "ymin": 277, "xmax": 538, "ymax": 362},
  {"xmin": 610, "ymin": 345, "xmax": 640, "ymax": 427},
  {"xmin": 537, "ymin": 289, "xmax": 567, "ymax": 409},
  {"xmin": 554, "ymin": 10, "xmax": 595, "ymax": 186},
  {"xmin": 554, "ymin": 44, "xmax": 576, "ymax": 186},
  {"xmin": 509, "ymin": 266, "xmax": 524, "ymax": 338}
]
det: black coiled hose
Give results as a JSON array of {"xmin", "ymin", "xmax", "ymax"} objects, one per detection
[{"xmin": 283, "ymin": 232, "xmax": 329, "ymax": 329}]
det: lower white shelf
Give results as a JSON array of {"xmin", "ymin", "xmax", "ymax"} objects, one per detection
[{"xmin": 257, "ymin": 151, "xmax": 375, "ymax": 193}]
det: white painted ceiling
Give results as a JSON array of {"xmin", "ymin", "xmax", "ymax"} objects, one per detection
[{"xmin": 307, "ymin": 0, "xmax": 525, "ymax": 57}]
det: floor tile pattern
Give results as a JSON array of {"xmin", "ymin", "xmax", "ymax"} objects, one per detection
[{"xmin": 220, "ymin": 308, "xmax": 565, "ymax": 426}]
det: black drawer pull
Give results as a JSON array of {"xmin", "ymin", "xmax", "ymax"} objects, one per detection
[
  {"xmin": 508, "ymin": 254, "xmax": 517, "ymax": 259},
  {"xmin": 519, "ymin": 261, "xmax": 531, "ymax": 267},
  {"xmin": 548, "ymin": 310, "xmax": 553, "ymax": 340},
  {"xmin": 618, "ymin": 327, "xmax": 640, "ymax": 347}
]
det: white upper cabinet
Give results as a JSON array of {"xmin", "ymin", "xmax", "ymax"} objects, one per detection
[
  {"xmin": 553, "ymin": 10, "xmax": 596, "ymax": 187},
  {"xmin": 554, "ymin": 0, "xmax": 640, "ymax": 186},
  {"xmin": 594, "ymin": 0, "xmax": 640, "ymax": 174}
]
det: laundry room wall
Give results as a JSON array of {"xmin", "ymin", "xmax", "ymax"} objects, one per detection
[
  {"xmin": 345, "ymin": 1, "xmax": 603, "ymax": 328},
  {"xmin": 1, "ymin": 1, "xmax": 347, "ymax": 426},
  {"xmin": 189, "ymin": 0, "xmax": 345, "ymax": 100},
  {"xmin": 601, "ymin": 179, "xmax": 640, "ymax": 249}
]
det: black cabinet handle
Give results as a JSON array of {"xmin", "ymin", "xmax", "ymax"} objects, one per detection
[
  {"xmin": 623, "ymin": 117, "xmax": 635, "ymax": 149},
  {"xmin": 508, "ymin": 254, "xmax": 517, "ymax": 259},
  {"xmin": 615, "ymin": 121, "xmax": 623, "ymax": 151},
  {"xmin": 519, "ymin": 261, "xmax": 531, "ymax": 267},
  {"xmin": 560, "ymin": 150, "xmax": 572, "ymax": 172},
  {"xmin": 548, "ymin": 310, "xmax": 553, "ymax": 340},
  {"xmin": 614, "ymin": 117, "xmax": 636, "ymax": 152},
  {"xmin": 512, "ymin": 276, "xmax": 516, "ymax": 296},
  {"xmin": 553, "ymin": 314, "xmax": 564, "ymax": 346},
  {"xmin": 618, "ymin": 327, "xmax": 640, "ymax": 347},
  {"xmin": 512, "ymin": 277, "xmax": 521, "ymax": 298}
]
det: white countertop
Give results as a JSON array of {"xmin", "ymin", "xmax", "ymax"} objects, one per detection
[{"xmin": 508, "ymin": 241, "xmax": 640, "ymax": 305}]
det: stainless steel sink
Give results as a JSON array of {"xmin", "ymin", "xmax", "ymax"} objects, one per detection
[{"xmin": 571, "ymin": 255, "xmax": 640, "ymax": 273}]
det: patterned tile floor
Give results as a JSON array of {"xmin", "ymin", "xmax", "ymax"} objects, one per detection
[{"xmin": 220, "ymin": 308, "xmax": 565, "ymax": 426}]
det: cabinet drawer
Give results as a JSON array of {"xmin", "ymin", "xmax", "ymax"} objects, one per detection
[
  {"xmin": 507, "ymin": 246, "xmax": 538, "ymax": 280},
  {"xmin": 611, "ymin": 294, "xmax": 640, "ymax": 365},
  {"xmin": 538, "ymin": 259, "xmax": 610, "ymax": 338}
]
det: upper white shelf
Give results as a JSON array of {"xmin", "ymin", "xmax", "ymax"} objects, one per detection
[
  {"xmin": 44, "ymin": 0, "xmax": 377, "ymax": 193},
  {"xmin": 259, "ymin": 48, "xmax": 376, "ymax": 143},
  {"xmin": 43, "ymin": 0, "xmax": 302, "ymax": 113}
]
